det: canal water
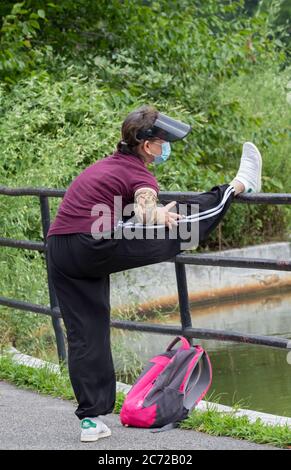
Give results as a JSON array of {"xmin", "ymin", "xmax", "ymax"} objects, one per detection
[{"xmin": 113, "ymin": 291, "xmax": 291, "ymax": 417}]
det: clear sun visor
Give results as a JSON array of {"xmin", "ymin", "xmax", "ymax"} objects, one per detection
[
  {"xmin": 153, "ymin": 113, "xmax": 192, "ymax": 141},
  {"xmin": 137, "ymin": 113, "xmax": 192, "ymax": 142}
]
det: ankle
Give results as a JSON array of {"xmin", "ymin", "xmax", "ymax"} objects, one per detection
[{"xmin": 229, "ymin": 179, "xmax": 245, "ymax": 195}]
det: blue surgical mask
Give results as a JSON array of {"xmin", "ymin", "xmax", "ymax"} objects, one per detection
[{"xmin": 152, "ymin": 142, "xmax": 171, "ymax": 165}]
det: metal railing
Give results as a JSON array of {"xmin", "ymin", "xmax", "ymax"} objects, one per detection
[{"xmin": 1, "ymin": 185, "xmax": 291, "ymax": 364}]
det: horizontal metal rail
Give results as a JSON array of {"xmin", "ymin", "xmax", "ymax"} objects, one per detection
[
  {"xmin": 0, "ymin": 297, "xmax": 55, "ymax": 317},
  {"xmin": 0, "ymin": 237, "xmax": 45, "ymax": 251},
  {"xmin": 1, "ymin": 236, "xmax": 290, "ymax": 272},
  {"xmin": 160, "ymin": 191, "xmax": 291, "ymax": 205},
  {"xmin": 0, "ymin": 186, "xmax": 65, "ymax": 197},
  {"xmin": 175, "ymin": 253, "xmax": 291, "ymax": 271},
  {"xmin": 110, "ymin": 319, "xmax": 291, "ymax": 350},
  {"xmin": 0, "ymin": 297, "xmax": 289, "ymax": 350},
  {"xmin": 1, "ymin": 185, "xmax": 291, "ymax": 204}
]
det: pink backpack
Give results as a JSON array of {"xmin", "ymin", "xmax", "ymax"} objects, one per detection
[{"xmin": 120, "ymin": 336, "xmax": 212, "ymax": 432}]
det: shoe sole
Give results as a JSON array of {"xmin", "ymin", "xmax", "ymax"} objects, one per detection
[
  {"xmin": 81, "ymin": 430, "xmax": 112, "ymax": 442},
  {"xmin": 243, "ymin": 142, "xmax": 262, "ymax": 192}
]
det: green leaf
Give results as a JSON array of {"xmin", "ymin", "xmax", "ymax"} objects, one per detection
[
  {"xmin": 37, "ymin": 9, "xmax": 45, "ymax": 19},
  {"xmin": 29, "ymin": 20, "xmax": 41, "ymax": 30}
]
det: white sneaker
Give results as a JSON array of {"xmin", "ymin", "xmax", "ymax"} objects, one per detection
[
  {"xmin": 233, "ymin": 142, "xmax": 262, "ymax": 193},
  {"xmin": 80, "ymin": 417, "xmax": 111, "ymax": 442}
]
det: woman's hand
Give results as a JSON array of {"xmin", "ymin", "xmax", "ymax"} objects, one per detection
[
  {"xmin": 155, "ymin": 201, "xmax": 183, "ymax": 229},
  {"xmin": 134, "ymin": 188, "xmax": 184, "ymax": 229}
]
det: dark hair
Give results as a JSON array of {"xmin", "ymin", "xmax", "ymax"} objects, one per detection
[{"xmin": 117, "ymin": 105, "xmax": 159, "ymax": 156}]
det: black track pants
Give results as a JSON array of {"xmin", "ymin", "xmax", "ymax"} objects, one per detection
[{"xmin": 47, "ymin": 184, "xmax": 235, "ymax": 419}]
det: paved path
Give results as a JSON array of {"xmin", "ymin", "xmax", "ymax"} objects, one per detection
[{"xmin": 0, "ymin": 381, "xmax": 277, "ymax": 450}]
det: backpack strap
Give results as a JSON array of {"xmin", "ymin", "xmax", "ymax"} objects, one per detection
[
  {"xmin": 150, "ymin": 422, "xmax": 179, "ymax": 433},
  {"xmin": 166, "ymin": 336, "xmax": 190, "ymax": 352}
]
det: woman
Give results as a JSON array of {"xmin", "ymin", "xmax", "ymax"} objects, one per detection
[{"xmin": 47, "ymin": 105, "xmax": 262, "ymax": 442}]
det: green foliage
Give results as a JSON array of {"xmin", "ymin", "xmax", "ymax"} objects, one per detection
[
  {"xmin": 111, "ymin": 329, "xmax": 144, "ymax": 384},
  {"xmin": 0, "ymin": 354, "xmax": 75, "ymax": 400},
  {"xmin": 258, "ymin": 0, "xmax": 291, "ymax": 50},
  {"xmin": 0, "ymin": 354, "xmax": 125, "ymax": 413},
  {"xmin": 0, "ymin": 306, "xmax": 143, "ymax": 383},
  {"xmin": 0, "ymin": 2, "xmax": 49, "ymax": 83},
  {"xmin": 199, "ymin": 65, "xmax": 291, "ymax": 249},
  {"xmin": 1, "ymin": 63, "xmax": 289, "ymax": 252},
  {"xmin": 181, "ymin": 407, "xmax": 291, "ymax": 448},
  {"xmin": 0, "ymin": 0, "xmax": 290, "ymax": 354},
  {"xmin": 0, "ymin": 0, "xmax": 288, "ymax": 84}
]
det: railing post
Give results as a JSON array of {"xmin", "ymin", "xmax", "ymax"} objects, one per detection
[
  {"xmin": 175, "ymin": 262, "xmax": 193, "ymax": 345},
  {"xmin": 39, "ymin": 196, "xmax": 67, "ymax": 364}
]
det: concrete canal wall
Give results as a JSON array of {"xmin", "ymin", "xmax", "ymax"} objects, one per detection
[{"xmin": 110, "ymin": 242, "xmax": 291, "ymax": 310}]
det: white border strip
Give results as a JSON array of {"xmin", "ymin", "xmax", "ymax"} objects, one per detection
[{"xmin": 5, "ymin": 347, "xmax": 131, "ymax": 395}]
